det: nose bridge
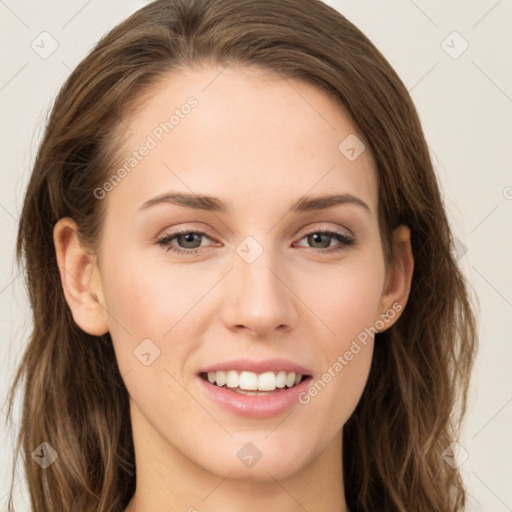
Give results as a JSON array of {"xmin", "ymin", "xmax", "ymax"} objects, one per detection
[{"xmin": 221, "ymin": 236, "xmax": 297, "ymax": 335}]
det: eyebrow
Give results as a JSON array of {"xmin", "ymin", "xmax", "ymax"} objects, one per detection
[{"xmin": 138, "ymin": 191, "xmax": 371, "ymax": 214}]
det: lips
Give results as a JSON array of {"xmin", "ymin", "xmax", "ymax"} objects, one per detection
[
  {"xmin": 195, "ymin": 357, "xmax": 313, "ymax": 418},
  {"xmin": 198, "ymin": 357, "xmax": 312, "ymax": 376}
]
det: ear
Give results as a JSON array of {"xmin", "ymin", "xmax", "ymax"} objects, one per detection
[
  {"xmin": 375, "ymin": 224, "xmax": 414, "ymax": 331},
  {"xmin": 53, "ymin": 217, "xmax": 109, "ymax": 336}
]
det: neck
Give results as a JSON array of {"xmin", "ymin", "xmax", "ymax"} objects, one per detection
[{"xmin": 124, "ymin": 401, "xmax": 348, "ymax": 512}]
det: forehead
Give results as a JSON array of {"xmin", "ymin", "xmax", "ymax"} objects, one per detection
[{"xmin": 105, "ymin": 65, "xmax": 378, "ymax": 219}]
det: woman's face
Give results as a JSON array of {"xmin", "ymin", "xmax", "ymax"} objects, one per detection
[{"xmin": 87, "ymin": 66, "xmax": 403, "ymax": 482}]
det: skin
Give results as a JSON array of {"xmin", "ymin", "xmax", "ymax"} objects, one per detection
[{"xmin": 54, "ymin": 65, "xmax": 414, "ymax": 512}]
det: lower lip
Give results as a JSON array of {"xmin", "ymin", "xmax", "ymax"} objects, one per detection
[{"xmin": 196, "ymin": 375, "xmax": 312, "ymax": 419}]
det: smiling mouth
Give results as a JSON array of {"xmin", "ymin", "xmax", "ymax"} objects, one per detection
[{"xmin": 199, "ymin": 370, "xmax": 311, "ymax": 395}]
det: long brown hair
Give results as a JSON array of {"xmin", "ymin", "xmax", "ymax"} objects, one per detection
[{"xmin": 5, "ymin": 0, "xmax": 478, "ymax": 510}]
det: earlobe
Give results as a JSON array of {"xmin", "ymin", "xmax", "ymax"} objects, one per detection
[
  {"xmin": 377, "ymin": 224, "xmax": 414, "ymax": 330},
  {"xmin": 53, "ymin": 217, "xmax": 109, "ymax": 336}
]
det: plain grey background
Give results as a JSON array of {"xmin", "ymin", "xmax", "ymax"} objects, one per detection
[{"xmin": 1, "ymin": 1, "xmax": 511, "ymax": 510}]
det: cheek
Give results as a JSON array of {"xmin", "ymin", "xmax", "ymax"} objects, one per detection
[
  {"xmin": 298, "ymin": 310, "xmax": 375, "ymax": 444},
  {"xmin": 101, "ymin": 250, "xmax": 198, "ymax": 338},
  {"xmin": 100, "ymin": 257, "xmax": 200, "ymax": 425},
  {"xmin": 296, "ymin": 255, "xmax": 384, "ymax": 432},
  {"xmin": 98, "ymin": 252, "xmax": 181, "ymax": 372},
  {"xmin": 309, "ymin": 256, "xmax": 385, "ymax": 343},
  {"xmin": 99, "ymin": 250, "xmax": 222, "ymax": 395}
]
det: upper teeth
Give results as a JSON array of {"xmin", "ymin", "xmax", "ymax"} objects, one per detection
[{"xmin": 207, "ymin": 370, "xmax": 303, "ymax": 391}]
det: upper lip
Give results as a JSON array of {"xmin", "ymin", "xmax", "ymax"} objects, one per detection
[{"xmin": 198, "ymin": 358, "xmax": 312, "ymax": 376}]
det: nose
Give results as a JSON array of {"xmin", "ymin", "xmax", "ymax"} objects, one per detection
[{"xmin": 220, "ymin": 245, "xmax": 299, "ymax": 339}]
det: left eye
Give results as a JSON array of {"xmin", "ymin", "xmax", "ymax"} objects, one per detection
[
  {"xmin": 155, "ymin": 229, "xmax": 355, "ymax": 256},
  {"xmin": 294, "ymin": 231, "xmax": 355, "ymax": 251}
]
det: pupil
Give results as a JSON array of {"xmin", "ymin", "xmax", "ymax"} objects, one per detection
[
  {"xmin": 180, "ymin": 233, "xmax": 200, "ymax": 248},
  {"xmin": 310, "ymin": 233, "xmax": 329, "ymax": 248}
]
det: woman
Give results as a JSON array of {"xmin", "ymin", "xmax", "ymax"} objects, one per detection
[{"xmin": 6, "ymin": 0, "xmax": 478, "ymax": 510}]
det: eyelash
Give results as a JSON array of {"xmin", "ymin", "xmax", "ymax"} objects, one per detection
[{"xmin": 155, "ymin": 227, "xmax": 356, "ymax": 256}]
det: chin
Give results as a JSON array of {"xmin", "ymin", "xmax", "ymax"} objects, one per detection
[{"xmin": 194, "ymin": 436, "xmax": 314, "ymax": 482}]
